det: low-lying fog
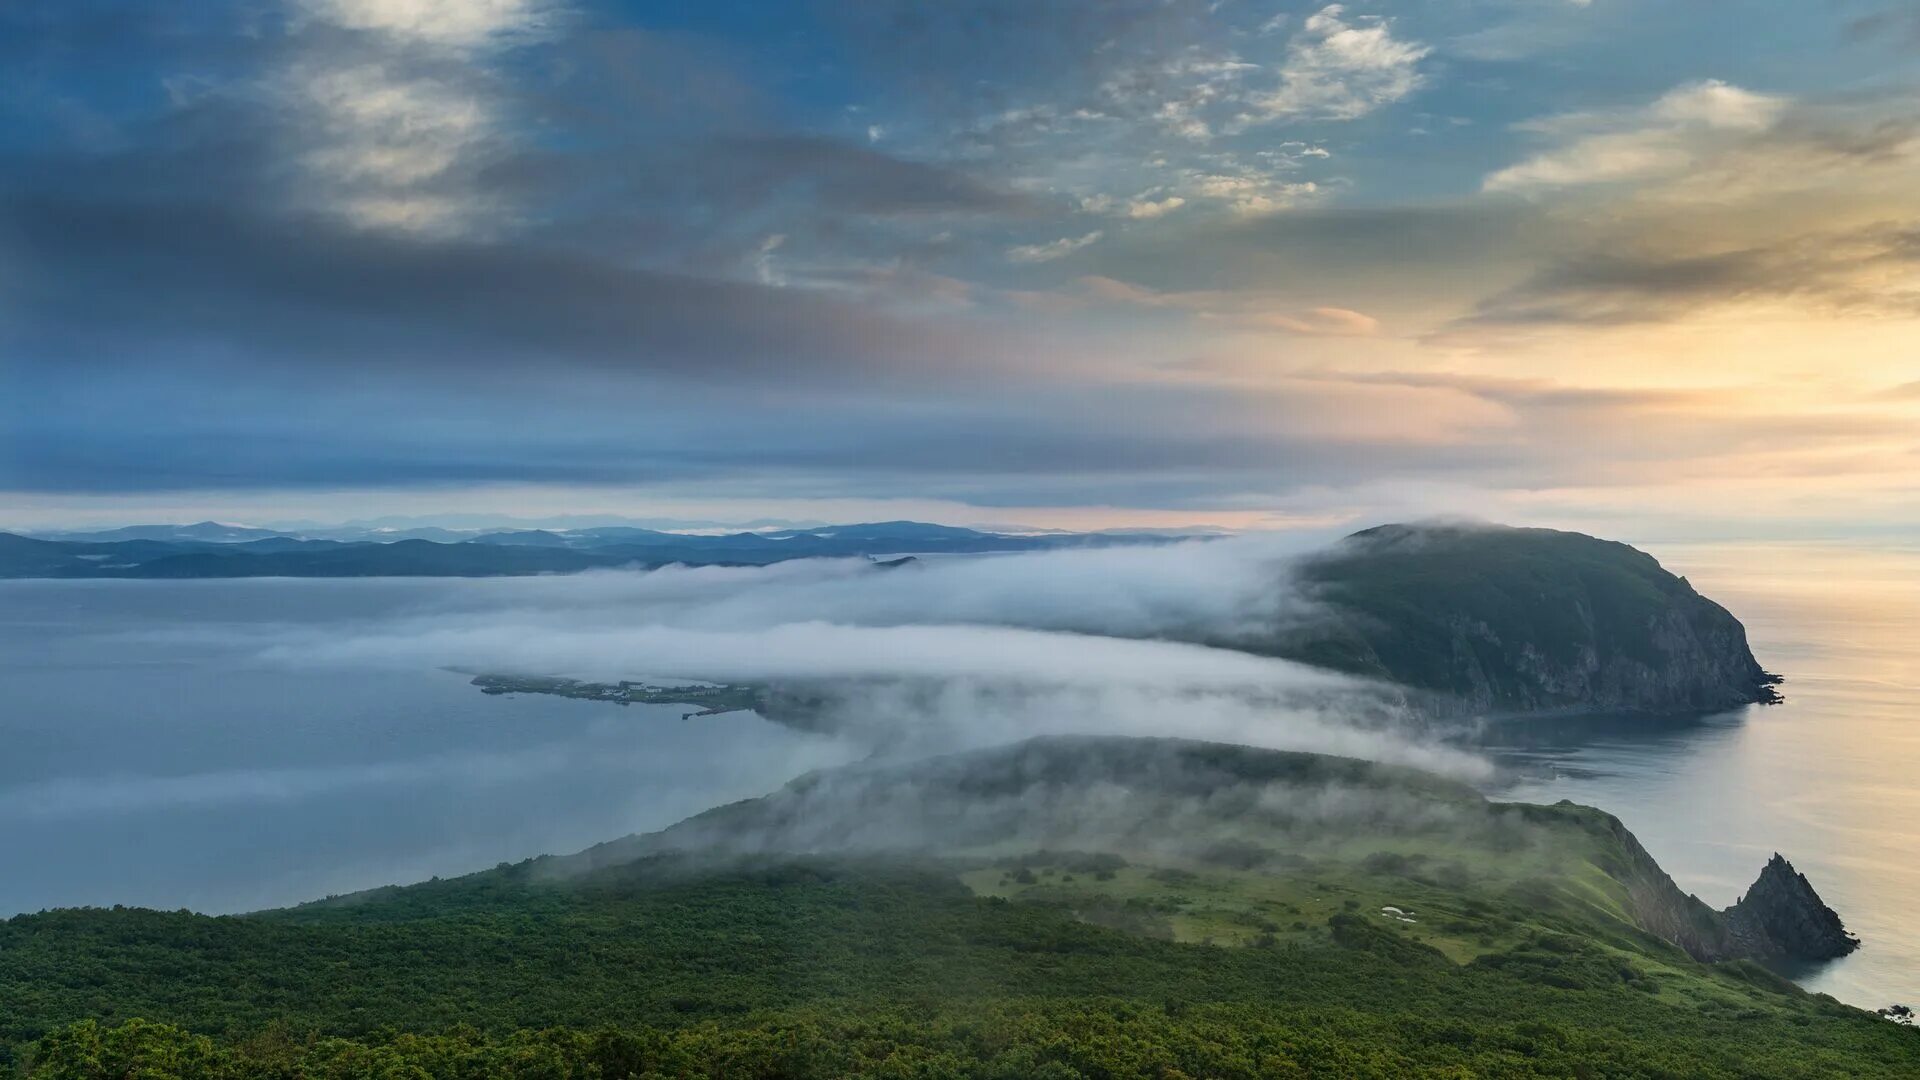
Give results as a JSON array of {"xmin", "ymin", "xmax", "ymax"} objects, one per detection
[
  {"xmin": 6, "ymin": 538, "xmax": 1914, "ymax": 1012},
  {"xmin": 255, "ymin": 536, "xmax": 1488, "ymax": 775},
  {"xmin": 0, "ymin": 537, "xmax": 1488, "ymax": 914}
]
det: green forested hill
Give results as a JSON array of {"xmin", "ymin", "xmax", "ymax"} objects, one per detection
[
  {"xmin": 6, "ymin": 859, "xmax": 1917, "ymax": 1078},
  {"xmin": 1269, "ymin": 523, "xmax": 1780, "ymax": 715},
  {"xmin": 4, "ymin": 737, "xmax": 1912, "ymax": 1078}
]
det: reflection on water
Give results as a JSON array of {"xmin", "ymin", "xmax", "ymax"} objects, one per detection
[
  {"xmin": 1483, "ymin": 541, "xmax": 1920, "ymax": 1011},
  {"xmin": 1481, "ymin": 709, "xmax": 1747, "ymax": 771}
]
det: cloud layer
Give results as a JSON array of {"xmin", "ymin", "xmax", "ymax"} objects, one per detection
[
  {"xmin": 240, "ymin": 540, "xmax": 1490, "ymax": 777},
  {"xmin": 4, "ymin": 1, "xmax": 1919, "ymax": 535}
]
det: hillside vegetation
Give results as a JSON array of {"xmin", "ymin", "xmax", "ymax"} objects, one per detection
[{"xmin": 5, "ymin": 737, "xmax": 1908, "ymax": 1078}]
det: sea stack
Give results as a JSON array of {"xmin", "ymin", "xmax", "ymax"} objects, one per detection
[{"xmin": 1723, "ymin": 854, "xmax": 1861, "ymax": 962}]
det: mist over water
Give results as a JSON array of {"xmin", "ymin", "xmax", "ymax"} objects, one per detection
[
  {"xmin": 2, "ymin": 540, "xmax": 1916, "ymax": 1013},
  {"xmin": 0, "ymin": 542, "xmax": 1436, "ymax": 915},
  {"xmin": 236, "ymin": 538, "xmax": 1485, "ymax": 775}
]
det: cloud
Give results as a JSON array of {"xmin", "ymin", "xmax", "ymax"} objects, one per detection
[
  {"xmin": 399, "ymin": 533, "xmax": 1332, "ymax": 644},
  {"xmin": 1276, "ymin": 369, "xmax": 1919, "ymax": 489},
  {"xmin": 704, "ymin": 134, "xmax": 1027, "ymax": 217},
  {"xmin": 1126, "ymin": 194, "xmax": 1185, "ymax": 218},
  {"xmin": 1846, "ymin": 6, "xmax": 1920, "ymax": 51},
  {"xmin": 1485, "ymin": 80, "xmax": 1787, "ymax": 193},
  {"xmin": 821, "ymin": 4, "xmax": 1362, "ymax": 236},
  {"xmin": 1230, "ymin": 306, "xmax": 1381, "ymax": 336},
  {"xmin": 0, "ymin": 195, "xmax": 1022, "ymax": 385},
  {"xmin": 244, "ymin": 540, "xmax": 1492, "ymax": 777},
  {"xmin": 7, "ymin": 1, "xmax": 1920, "ymax": 534},
  {"xmin": 1246, "ymin": 5, "xmax": 1429, "ymax": 123},
  {"xmin": 1101, "ymin": 53, "xmax": 1259, "ymax": 141},
  {"xmin": 283, "ymin": 1, "xmax": 562, "ymax": 234},
  {"xmin": 1007, "ymin": 229, "xmax": 1105, "ymax": 262},
  {"xmin": 636, "ymin": 734, "xmax": 1510, "ymax": 865},
  {"xmin": 297, "ymin": 620, "xmax": 1344, "ymax": 692},
  {"xmin": 1083, "ymin": 162, "xmax": 1328, "ymax": 218},
  {"xmin": 1043, "ymin": 4, "xmax": 1431, "ymax": 141},
  {"xmin": 1459, "ymin": 81, "xmax": 1920, "ymax": 331},
  {"xmin": 1648, "ymin": 79, "xmax": 1783, "ymax": 130},
  {"xmin": 1461, "ymin": 222, "xmax": 1920, "ymax": 327},
  {"xmin": 300, "ymin": 0, "xmax": 559, "ymax": 51},
  {"xmin": 1079, "ymin": 276, "xmax": 1379, "ymax": 336},
  {"xmin": 288, "ymin": 60, "xmax": 502, "ymax": 233},
  {"xmin": 297, "ymin": 65, "xmax": 488, "ymax": 186},
  {"xmin": 1183, "ymin": 174, "xmax": 1320, "ymax": 215}
]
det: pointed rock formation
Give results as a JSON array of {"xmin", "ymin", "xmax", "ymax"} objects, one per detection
[
  {"xmin": 1723, "ymin": 854, "xmax": 1860, "ymax": 962},
  {"xmin": 1599, "ymin": 814, "xmax": 1860, "ymax": 964}
]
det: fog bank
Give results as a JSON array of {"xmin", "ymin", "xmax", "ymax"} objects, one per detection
[{"xmin": 236, "ymin": 537, "xmax": 1491, "ymax": 780}]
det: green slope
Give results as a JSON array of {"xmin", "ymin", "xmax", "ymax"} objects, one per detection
[{"xmin": 3, "ymin": 737, "xmax": 1910, "ymax": 1078}]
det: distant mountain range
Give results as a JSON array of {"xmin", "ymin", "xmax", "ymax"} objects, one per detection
[
  {"xmin": 0, "ymin": 520, "xmax": 1181, "ymax": 579},
  {"xmin": 28, "ymin": 521, "xmax": 295, "ymax": 544}
]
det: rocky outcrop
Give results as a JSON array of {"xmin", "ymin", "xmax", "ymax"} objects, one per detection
[
  {"xmin": 1599, "ymin": 813, "xmax": 1859, "ymax": 964},
  {"xmin": 1723, "ymin": 854, "xmax": 1860, "ymax": 962},
  {"xmin": 1270, "ymin": 523, "xmax": 1782, "ymax": 717}
]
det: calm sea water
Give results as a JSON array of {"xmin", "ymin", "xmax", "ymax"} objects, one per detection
[
  {"xmin": 0, "ymin": 578, "xmax": 861, "ymax": 915},
  {"xmin": 1, "ymin": 545, "xmax": 1914, "ymax": 1011},
  {"xmin": 1488, "ymin": 541, "xmax": 1920, "ymax": 1010}
]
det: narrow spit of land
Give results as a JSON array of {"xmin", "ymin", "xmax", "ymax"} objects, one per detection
[{"xmin": 467, "ymin": 672, "xmax": 762, "ymax": 719}]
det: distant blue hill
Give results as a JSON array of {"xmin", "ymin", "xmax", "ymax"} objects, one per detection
[
  {"xmin": 30, "ymin": 521, "xmax": 292, "ymax": 543},
  {"xmin": 0, "ymin": 522, "xmax": 1176, "ymax": 579}
]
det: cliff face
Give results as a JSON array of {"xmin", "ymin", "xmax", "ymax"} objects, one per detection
[
  {"xmin": 1593, "ymin": 809, "xmax": 1858, "ymax": 964},
  {"xmin": 1272, "ymin": 523, "xmax": 1780, "ymax": 717},
  {"xmin": 1588, "ymin": 810, "xmax": 1741, "ymax": 961}
]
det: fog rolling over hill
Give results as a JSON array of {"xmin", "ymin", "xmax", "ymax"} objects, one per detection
[
  {"xmin": 8, "ymin": 736, "xmax": 1905, "ymax": 1077},
  {"xmin": 569, "ymin": 735, "xmax": 1855, "ymax": 966},
  {"xmin": 13, "ymin": 0, "xmax": 1920, "ymax": 1071},
  {"xmin": 0, "ymin": 513, "xmax": 1783, "ymax": 725},
  {"xmin": 5, "ymin": 521, "xmax": 1916, "ymax": 1078},
  {"xmin": 401, "ymin": 521, "xmax": 1780, "ymax": 729}
]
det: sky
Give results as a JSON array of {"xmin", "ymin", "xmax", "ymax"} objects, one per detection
[{"xmin": 4, "ymin": 0, "xmax": 1919, "ymax": 538}]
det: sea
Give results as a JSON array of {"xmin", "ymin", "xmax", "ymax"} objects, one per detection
[
  {"xmin": 0, "ymin": 578, "xmax": 863, "ymax": 914},
  {"xmin": 1484, "ymin": 540, "xmax": 1920, "ymax": 1010},
  {"xmin": 1, "ymin": 541, "xmax": 1914, "ymax": 1010}
]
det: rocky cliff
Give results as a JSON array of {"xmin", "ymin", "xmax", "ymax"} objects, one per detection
[
  {"xmin": 1723, "ymin": 854, "xmax": 1861, "ymax": 961},
  {"xmin": 1593, "ymin": 809, "xmax": 1858, "ymax": 963},
  {"xmin": 1270, "ymin": 523, "xmax": 1781, "ymax": 717}
]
